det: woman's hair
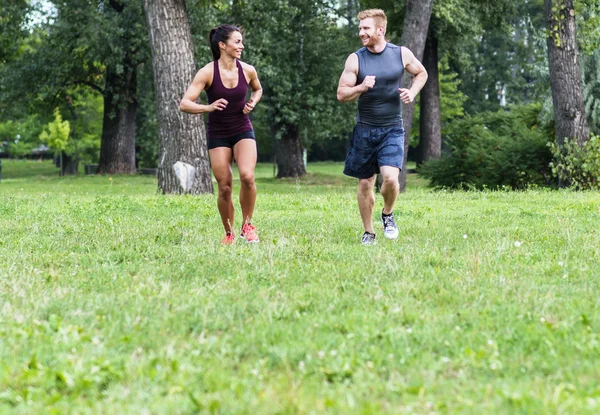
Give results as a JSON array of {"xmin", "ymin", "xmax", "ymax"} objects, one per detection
[{"xmin": 209, "ymin": 24, "xmax": 241, "ymax": 60}]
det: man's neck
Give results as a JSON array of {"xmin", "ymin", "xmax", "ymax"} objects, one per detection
[{"xmin": 367, "ymin": 40, "xmax": 387, "ymax": 54}]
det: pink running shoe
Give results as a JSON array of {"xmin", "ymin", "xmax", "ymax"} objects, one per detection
[
  {"xmin": 221, "ymin": 233, "xmax": 235, "ymax": 245},
  {"xmin": 241, "ymin": 223, "xmax": 259, "ymax": 243}
]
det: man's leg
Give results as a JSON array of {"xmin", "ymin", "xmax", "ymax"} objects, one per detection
[
  {"xmin": 209, "ymin": 147, "xmax": 235, "ymax": 234},
  {"xmin": 379, "ymin": 165, "xmax": 400, "ymax": 239},
  {"xmin": 358, "ymin": 175, "xmax": 376, "ymax": 234},
  {"xmin": 379, "ymin": 166, "xmax": 400, "ymax": 214}
]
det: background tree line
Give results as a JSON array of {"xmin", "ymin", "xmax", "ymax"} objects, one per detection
[{"xmin": 1, "ymin": 0, "xmax": 598, "ymax": 192}]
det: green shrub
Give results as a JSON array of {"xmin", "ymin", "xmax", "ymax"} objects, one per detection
[
  {"xmin": 420, "ymin": 104, "xmax": 554, "ymax": 189},
  {"xmin": 549, "ymin": 135, "xmax": 600, "ymax": 190}
]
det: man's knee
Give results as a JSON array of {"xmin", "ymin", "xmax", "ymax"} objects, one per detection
[
  {"xmin": 358, "ymin": 177, "xmax": 375, "ymax": 194},
  {"xmin": 381, "ymin": 175, "xmax": 399, "ymax": 189}
]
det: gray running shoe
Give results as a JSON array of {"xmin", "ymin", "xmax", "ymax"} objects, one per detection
[
  {"xmin": 382, "ymin": 212, "xmax": 399, "ymax": 240},
  {"xmin": 361, "ymin": 232, "xmax": 376, "ymax": 245}
]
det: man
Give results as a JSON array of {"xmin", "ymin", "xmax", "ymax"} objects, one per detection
[{"xmin": 337, "ymin": 9, "xmax": 427, "ymax": 245}]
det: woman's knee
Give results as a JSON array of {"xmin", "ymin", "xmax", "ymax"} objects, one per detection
[
  {"xmin": 217, "ymin": 181, "xmax": 233, "ymax": 198},
  {"xmin": 239, "ymin": 171, "xmax": 255, "ymax": 187}
]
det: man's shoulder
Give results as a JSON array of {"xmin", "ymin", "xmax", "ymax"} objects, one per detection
[
  {"xmin": 386, "ymin": 43, "xmax": 403, "ymax": 51},
  {"xmin": 355, "ymin": 47, "xmax": 368, "ymax": 55}
]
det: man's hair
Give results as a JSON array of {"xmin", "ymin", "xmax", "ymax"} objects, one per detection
[{"xmin": 357, "ymin": 9, "xmax": 387, "ymax": 30}]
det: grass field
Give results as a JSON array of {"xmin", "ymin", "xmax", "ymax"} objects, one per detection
[{"xmin": 1, "ymin": 159, "xmax": 600, "ymax": 414}]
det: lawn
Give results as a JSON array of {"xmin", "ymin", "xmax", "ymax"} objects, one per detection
[{"xmin": 1, "ymin": 159, "xmax": 599, "ymax": 414}]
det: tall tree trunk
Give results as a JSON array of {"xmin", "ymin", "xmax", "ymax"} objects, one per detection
[
  {"xmin": 398, "ymin": 0, "xmax": 434, "ymax": 192},
  {"xmin": 97, "ymin": 63, "xmax": 138, "ymax": 174},
  {"xmin": 276, "ymin": 124, "xmax": 306, "ymax": 178},
  {"xmin": 143, "ymin": 0, "xmax": 213, "ymax": 194},
  {"xmin": 545, "ymin": 0, "xmax": 590, "ymax": 151},
  {"xmin": 415, "ymin": 26, "xmax": 441, "ymax": 166}
]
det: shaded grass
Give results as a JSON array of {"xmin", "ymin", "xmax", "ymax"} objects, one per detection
[{"xmin": 1, "ymin": 160, "xmax": 600, "ymax": 413}]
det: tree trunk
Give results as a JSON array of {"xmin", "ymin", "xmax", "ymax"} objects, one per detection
[
  {"xmin": 398, "ymin": 0, "xmax": 434, "ymax": 192},
  {"xmin": 545, "ymin": 0, "xmax": 590, "ymax": 151},
  {"xmin": 276, "ymin": 125, "xmax": 306, "ymax": 178},
  {"xmin": 97, "ymin": 63, "xmax": 138, "ymax": 174},
  {"xmin": 61, "ymin": 152, "xmax": 79, "ymax": 175},
  {"xmin": 415, "ymin": 26, "xmax": 441, "ymax": 166},
  {"xmin": 143, "ymin": 0, "xmax": 213, "ymax": 194}
]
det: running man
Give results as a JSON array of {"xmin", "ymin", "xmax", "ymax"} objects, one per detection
[{"xmin": 337, "ymin": 9, "xmax": 428, "ymax": 245}]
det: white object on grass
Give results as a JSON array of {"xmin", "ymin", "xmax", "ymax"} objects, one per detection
[{"xmin": 173, "ymin": 161, "xmax": 196, "ymax": 192}]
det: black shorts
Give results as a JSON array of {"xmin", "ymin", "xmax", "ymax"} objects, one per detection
[
  {"xmin": 343, "ymin": 123, "xmax": 404, "ymax": 179},
  {"xmin": 208, "ymin": 130, "xmax": 256, "ymax": 150}
]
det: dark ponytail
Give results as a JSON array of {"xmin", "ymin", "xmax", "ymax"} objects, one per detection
[{"xmin": 209, "ymin": 24, "xmax": 241, "ymax": 61}]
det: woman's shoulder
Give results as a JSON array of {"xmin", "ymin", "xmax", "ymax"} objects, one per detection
[{"xmin": 238, "ymin": 60, "xmax": 257, "ymax": 75}]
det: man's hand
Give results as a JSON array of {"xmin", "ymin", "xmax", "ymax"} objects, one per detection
[
  {"xmin": 361, "ymin": 75, "xmax": 376, "ymax": 92},
  {"xmin": 243, "ymin": 98, "xmax": 255, "ymax": 115},
  {"xmin": 209, "ymin": 98, "xmax": 228, "ymax": 112},
  {"xmin": 399, "ymin": 88, "xmax": 415, "ymax": 104}
]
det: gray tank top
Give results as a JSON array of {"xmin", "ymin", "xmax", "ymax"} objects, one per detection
[{"xmin": 356, "ymin": 43, "xmax": 404, "ymax": 127}]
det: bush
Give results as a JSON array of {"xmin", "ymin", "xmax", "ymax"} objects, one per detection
[
  {"xmin": 549, "ymin": 135, "xmax": 600, "ymax": 190},
  {"xmin": 420, "ymin": 104, "xmax": 554, "ymax": 189}
]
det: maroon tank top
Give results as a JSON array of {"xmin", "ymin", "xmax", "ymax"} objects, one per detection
[{"xmin": 205, "ymin": 60, "xmax": 253, "ymax": 139}]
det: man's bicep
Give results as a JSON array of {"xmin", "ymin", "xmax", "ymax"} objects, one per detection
[
  {"xmin": 401, "ymin": 47, "xmax": 425, "ymax": 76},
  {"xmin": 341, "ymin": 71, "xmax": 357, "ymax": 88}
]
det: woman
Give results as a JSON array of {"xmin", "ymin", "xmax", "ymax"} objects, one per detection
[{"xmin": 180, "ymin": 24, "xmax": 263, "ymax": 244}]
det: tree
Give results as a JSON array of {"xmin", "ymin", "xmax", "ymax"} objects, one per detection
[
  {"xmin": 143, "ymin": 0, "xmax": 213, "ymax": 194},
  {"xmin": 415, "ymin": 25, "xmax": 441, "ymax": 165},
  {"xmin": 545, "ymin": 0, "xmax": 590, "ymax": 152},
  {"xmin": 231, "ymin": 0, "xmax": 355, "ymax": 178},
  {"xmin": 1, "ymin": 0, "xmax": 148, "ymax": 174},
  {"xmin": 39, "ymin": 108, "xmax": 72, "ymax": 174},
  {"xmin": 397, "ymin": 0, "xmax": 434, "ymax": 192}
]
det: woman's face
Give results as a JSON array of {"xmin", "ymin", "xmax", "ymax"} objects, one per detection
[{"xmin": 221, "ymin": 30, "xmax": 244, "ymax": 59}]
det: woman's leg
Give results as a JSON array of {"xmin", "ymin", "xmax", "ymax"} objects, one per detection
[
  {"xmin": 233, "ymin": 139, "xmax": 257, "ymax": 225},
  {"xmin": 209, "ymin": 147, "xmax": 235, "ymax": 234}
]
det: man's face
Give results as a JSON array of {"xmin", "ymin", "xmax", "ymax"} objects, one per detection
[{"xmin": 358, "ymin": 18, "xmax": 382, "ymax": 47}]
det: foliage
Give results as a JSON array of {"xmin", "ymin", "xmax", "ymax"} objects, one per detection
[
  {"xmin": 39, "ymin": 108, "xmax": 71, "ymax": 153},
  {"xmin": 420, "ymin": 104, "xmax": 554, "ymax": 189},
  {"xmin": 135, "ymin": 62, "xmax": 158, "ymax": 168},
  {"xmin": 225, "ymin": 0, "xmax": 356, "ymax": 146},
  {"xmin": 0, "ymin": 115, "xmax": 46, "ymax": 158},
  {"xmin": 454, "ymin": 0, "xmax": 548, "ymax": 114},
  {"xmin": 575, "ymin": 0, "xmax": 600, "ymax": 54},
  {"xmin": 411, "ymin": 55, "xmax": 468, "ymax": 147},
  {"xmin": 549, "ymin": 134, "xmax": 600, "ymax": 190},
  {"xmin": 581, "ymin": 49, "xmax": 600, "ymax": 134},
  {"xmin": 0, "ymin": 0, "xmax": 29, "ymax": 64},
  {"xmin": 1, "ymin": 160, "xmax": 600, "ymax": 413}
]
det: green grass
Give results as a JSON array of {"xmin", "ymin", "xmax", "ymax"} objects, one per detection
[{"xmin": 1, "ymin": 159, "xmax": 600, "ymax": 414}]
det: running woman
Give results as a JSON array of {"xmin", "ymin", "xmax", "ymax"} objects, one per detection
[{"xmin": 180, "ymin": 24, "xmax": 263, "ymax": 244}]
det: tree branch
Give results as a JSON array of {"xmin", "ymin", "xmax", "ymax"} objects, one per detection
[
  {"xmin": 68, "ymin": 80, "xmax": 105, "ymax": 95},
  {"xmin": 108, "ymin": 0, "xmax": 125, "ymax": 13}
]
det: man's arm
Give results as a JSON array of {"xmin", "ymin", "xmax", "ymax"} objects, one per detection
[
  {"xmin": 398, "ymin": 46, "xmax": 428, "ymax": 104},
  {"xmin": 337, "ymin": 54, "xmax": 375, "ymax": 102},
  {"xmin": 180, "ymin": 65, "xmax": 228, "ymax": 114}
]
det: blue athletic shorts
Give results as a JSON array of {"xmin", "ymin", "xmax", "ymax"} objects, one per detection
[
  {"xmin": 343, "ymin": 123, "xmax": 405, "ymax": 179},
  {"xmin": 208, "ymin": 130, "xmax": 255, "ymax": 150}
]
